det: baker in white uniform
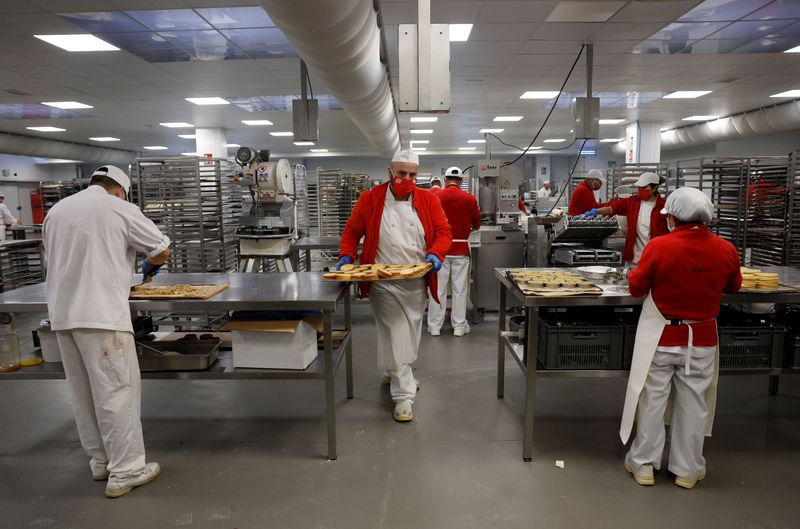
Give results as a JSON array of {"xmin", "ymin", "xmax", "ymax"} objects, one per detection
[
  {"xmin": 337, "ymin": 150, "xmax": 452, "ymax": 422},
  {"xmin": 0, "ymin": 193, "xmax": 18, "ymax": 241},
  {"xmin": 43, "ymin": 165, "xmax": 171, "ymax": 498}
]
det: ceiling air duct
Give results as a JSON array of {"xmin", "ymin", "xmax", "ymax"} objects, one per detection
[{"xmin": 0, "ymin": 132, "xmax": 135, "ymax": 165}]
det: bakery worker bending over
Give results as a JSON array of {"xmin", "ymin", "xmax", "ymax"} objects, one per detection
[
  {"xmin": 43, "ymin": 165, "xmax": 171, "ymax": 498},
  {"xmin": 620, "ymin": 187, "xmax": 741, "ymax": 489}
]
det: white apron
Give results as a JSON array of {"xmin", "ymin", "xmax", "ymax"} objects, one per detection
[{"xmin": 620, "ymin": 293, "xmax": 720, "ymax": 444}]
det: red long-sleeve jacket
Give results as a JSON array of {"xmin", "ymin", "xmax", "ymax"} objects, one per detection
[
  {"xmin": 339, "ymin": 182, "xmax": 453, "ymax": 302},
  {"xmin": 628, "ymin": 224, "xmax": 742, "ymax": 346},
  {"xmin": 435, "ymin": 184, "xmax": 481, "ymax": 256},
  {"xmin": 611, "ymin": 194, "xmax": 669, "ymax": 263},
  {"xmin": 568, "ymin": 181, "xmax": 610, "ymax": 216}
]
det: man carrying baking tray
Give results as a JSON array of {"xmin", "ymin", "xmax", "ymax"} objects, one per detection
[
  {"xmin": 43, "ymin": 165, "xmax": 171, "ymax": 498},
  {"xmin": 337, "ymin": 149, "xmax": 452, "ymax": 422},
  {"xmin": 620, "ymin": 187, "xmax": 741, "ymax": 490}
]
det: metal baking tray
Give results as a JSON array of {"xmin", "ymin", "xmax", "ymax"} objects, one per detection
[
  {"xmin": 552, "ymin": 216, "xmax": 620, "ymax": 243},
  {"xmin": 135, "ymin": 339, "xmax": 220, "ymax": 371}
]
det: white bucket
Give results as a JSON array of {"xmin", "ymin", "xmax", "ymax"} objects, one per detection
[{"xmin": 38, "ymin": 327, "xmax": 61, "ymax": 363}]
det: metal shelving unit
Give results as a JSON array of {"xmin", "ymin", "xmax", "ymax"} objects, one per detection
[
  {"xmin": 787, "ymin": 149, "xmax": 800, "ymax": 267},
  {"xmin": 35, "ymin": 181, "xmax": 83, "ymax": 220},
  {"xmin": 314, "ymin": 169, "xmax": 368, "ymax": 261},
  {"xmin": 609, "ymin": 163, "xmax": 669, "ymax": 199},
  {"xmin": 0, "ymin": 240, "xmax": 44, "ymax": 293}
]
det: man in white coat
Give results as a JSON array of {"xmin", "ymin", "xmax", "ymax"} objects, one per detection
[
  {"xmin": 0, "ymin": 193, "xmax": 18, "ymax": 241},
  {"xmin": 43, "ymin": 165, "xmax": 171, "ymax": 498},
  {"xmin": 620, "ymin": 187, "xmax": 741, "ymax": 489}
]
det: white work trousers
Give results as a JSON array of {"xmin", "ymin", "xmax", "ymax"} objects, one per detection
[
  {"xmin": 627, "ymin": 346, "xmax": 715, "ymax": 480},
  {"xmin": 55, "ymin": 329, "xmax": 146, "ymax": 477},
  {"xmin": 427, "ymin": 255, "xmax": 470, "ymax": 333},
  {"xmin": 370, "ymin": 279, "xmax": 426, "ymax": 403}
]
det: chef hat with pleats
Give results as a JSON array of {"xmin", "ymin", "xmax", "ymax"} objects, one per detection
[
  {"xmin": 661, "ymin": 187, "xmax": 715, "ymax": 223},
  {"xmin": 391, "ymin": 149, "xmax": 420, "ymax": 165}
]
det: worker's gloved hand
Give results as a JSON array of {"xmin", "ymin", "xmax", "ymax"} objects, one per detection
[
  {"xmin": 335, "ymin": 256, "xmax": 353, "ymax": 271},
  {"xmin": 142, "ymin": 261, "xmax": 162, "ymax": 282},
  {"xmin": 582, "ymin": 208, "xmax": 599, "ymax": 217},
  {"xmin": 425, "ymin": 253, "xmax": 443, "ymax": 272}
]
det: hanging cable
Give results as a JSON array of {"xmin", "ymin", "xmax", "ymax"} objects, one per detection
[{"xmin": 546, "ymin": 138, "xmax": 588, "ymax": 216}]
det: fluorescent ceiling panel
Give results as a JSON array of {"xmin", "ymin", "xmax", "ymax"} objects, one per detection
[
  {"xmin": 663, "ymin": 91, "xmax": 713, "ymax": 98},
  {"xmin": 410, "ymin": 116, "xmax": 438, "ymax": 122},
  {"xmin": 294, "ymin": 141, "xmax": 314, "ymax": 146},
  {"xmin": 195, "ymin": 7, "xmax": 275, "ymax": 29},
  {"xmin": 410, "ymin": 129, "xmax": 433, "ymax": 134},
  {"xmin": 784, "ymin": 44, "xmax": 800, "ymax": 52},
  {"xmin": 449, "ymin": 24, "xmax": 473, "ymax": 41},
  {"xmin": 34, "ymin": 34, "xmax": 119, "ymax": 52},
  {"xmin": 26, "ymin": 126, "xmax": 66, "ymax": 132},
  {"xmin": 89, "ymin": 137, "xmax": 120, "ymax": 142},
  {"xmin": 546, "ymin": 1, "xmax": 626, "ymax": 23},
  {"xmin": 270, "ymin": 131, "xmax": 293, "ymax": 137},
  {"xmin": 182, "ymin": 152, "xmax": 197, "ymax": 156},
  {"xmin": 126, "ymin": 9, "xmax": 211, "ymax": 31},
  {"xmin": 479, "ymin": 128, "xmax": 504, "ymax": 133},
  {"xmin": 33, "ymin": 158, "xmax": 80, "ymax": 164},
  {"xmin": 143, "ymin": 145, "xmax": 168, "ymax": 150},
  {"xmin": 310, "ymin": 149, "xmax": 328, "ymax": 153},
  {"xmin": 520, "ymin": 91, "xmax": 560, "ymax": 99},
  {"xmin": 178, "ymin": 134, "xmax": 196, "ymax": 139},
  {"xmin": 227, "ymin": 143, "xmax": 240, "ymax": 148},
  {"xmin": 683, "ymin": 115, "xmax": 719, "ymax": 121},
  {"xmin": 459, "ymin": 147, "xmax": 477, "ymax": 151},
  {"xmin": 242, "ymin": 120, "xmax": 274, "ymax": 126},
  {"xmin": 600, "ymin": 138, "xmax": 624, "ymax": 143},
  {"xmin": 599, "ymin": 118, "xmax": 625, "ymax": 124},
  {"xmin": 186, "ymin": 97, "xmax": 229, "ymax": 105},
  {"xmin": 159, "ymin": 122, "xmax": 193, "ymax": 128},
  {"xmin": 412, "ymin": 147, "xmax": 427, "ymax": 151},
  {"xmin": 493, "ymin": 116, "xmax": 523, "ymax": 122},
  {"xmin": 770, "ymin": 90, "xmax": 800, "ymax": 97},
  {"xmin": 467, "ymin": 139, "xmax": 486, "ymax": 143},
  {"xmin": 41, "ymin": 101, "xmax": 92, "ymax": 109},
  {"xmin": 409, "ymin": 140, "xmax": 430, "ymax": 144},
  {"xmin": 544, "ymin": 138, "xmax": 565, "ymax": 143}
]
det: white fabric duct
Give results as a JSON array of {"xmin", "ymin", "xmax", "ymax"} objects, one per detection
[
  {"xmin": 0, "ymin": 132, "xmax": 135, "ymax": 165},
  {"xmin": 260, "ymin": 0, "xmax": 401, "ymax": 157}
]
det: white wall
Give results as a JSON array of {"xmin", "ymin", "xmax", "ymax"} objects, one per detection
[
  {"xmin": 0, "ymin": 154, "xmax": 81, "ymax": 224},
  {"xmin": 660, "ymin": 129, "xmax": 800, "ymax": 166}
]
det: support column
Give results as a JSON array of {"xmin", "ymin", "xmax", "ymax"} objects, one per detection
[
  {"xmin": 195, "ymin": 128, "xmax": 228, "ymax": 159},
  {"xmin": 625, "ymin": 122, "xmax": 661, "ymax": 164}
]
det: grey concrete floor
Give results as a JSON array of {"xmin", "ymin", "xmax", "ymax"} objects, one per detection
[{"xmin": 1, "ymin": 303, "xmax": 799, "ymax": 529}]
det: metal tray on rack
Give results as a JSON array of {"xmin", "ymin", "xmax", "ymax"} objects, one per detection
[{"xmin": 135, "ymin": 339, "xmax": 220, "ymax": 371}]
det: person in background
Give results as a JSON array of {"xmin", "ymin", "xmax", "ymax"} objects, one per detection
[
  {"xmin": 0, "ymin": 193, "xmax": 19, "ymax": 241},
  {"xmin": 427, "ymin": 167, "xmax": 480, "ymax": 337},
  {"xmin": 518, "ymin": 195, "xmax": 529, "ymax": 215},
  {"xmin": 429, "ymin": 176, "xmax": 443, "ymax": 194},
  {"xmin": 568, "ymin": 169, "xmax": 610, "ymax": 216},
  {"xmin": 589, "ymin": 172, "xmax": 668, "ymax": 265},
  {"xmin": 43, "ymin": 165, "xmax": 171, "ymax": 498},
  {"xmin": 337, "ymin": 150, "xmax": 452, "ymax": 422},
  {"xmin": 537, "ymin": 182, "xmax": 551, "ymax": 198},
  {"xmin": 620, "ymin": 187, "xmax": 741, "ymax": 490}
]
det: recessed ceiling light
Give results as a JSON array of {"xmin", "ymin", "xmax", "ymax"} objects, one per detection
[
  {"xmin": 449, "ymin": 24, "xmax": 473, "ymax": 42},
  {"xmin": 544, "ymin": 138, "xmax": 565, "ymax": 143},
  {"xmin": 410, "ymin": 129, "xmax": 433, "ymax": 134},
  {"xmin": 294, "ymin": 141, "xmax": 314, "ymax": 146},
  {"xmin": 242, "ymin": 119, "xmax": 274, "ymax": 126},
  {"xmin": 479, "ymin": 128, "xmax": 503, "ymax": 133},
  {"xmin": 34, "ymin": 34, "xmax": 118, "ymax": 52},
  {"xmin": 143, "ymin": 146, "xmax": 168, "ymax": 150},
  {"xmin": 660, "ymin": 128, "xmax": 669, "ymax": 132},
  {"xmin": 784, "ymin": 44, "xmax": 800, "ymax": 53},
  {"xmin": 599, "ymin": 118, "xmax": 625, "ymax": 124},
  {"xmin": 181, "ymin": 152, "xmax": 198, "ymax": 156},
  {"xmin": 186, "ymin": 97, "xmax": 229, "ymax": 105},
  {"xmin": 159, "ymin": 122, "xmax": 193, "ymax": 128},
  {"xmin": 269, "ymin": 131, "xmax": 293, "ymax": 137},
  {"xmin": 227, "ymin": 143, "xmax": 240, "ymax": 148},
  {"xmin": 493, "ymin": 116, "xmax": 523, "ymax": 122},
  {"xmin": 459, "ymin": 147, "xmax": 477, "ymax": 151},
  {"xmin": 530, "ymin": 146, "xmax": 543, "ymax": 150},
  {"xmin": 520, "ymin": 91, "xmax": 560, "ymax": 99},
  {"xmin": 178, "ymin": 134, "xmax": 196, "ymax": 139},
  {"xmin": 410, "ymin": 116, "xmax": 438, "ymax": 122},
  {"xmin": 467, "ymin": 139, "xmax": 486, "ymax": 144},
  {"xmin": 89, "ymin": 136, "xmax": 119, "ymax": 142},
  {"xmin": 412, "ymin": 147, "xmax": 427, "ymax": 151},
  {"xmin": 770, "ymin": 90, "xmax": 800, "ymax": 98},
  {"xmin": 600, "ymin": 138, "xmax": 624, "ymax": 143},
  {"xmin": 26, "ymin": 126, "xmax": 65, "ymax": 132},
  {"xmin": 310, "ymin": 148, "xmax": 328, "ymax": 153},
  {"xmin": 42, "ymin": 101, "xmax": 92, "ymax": 109},
  {"xmin": 410, "ymin": 140, "xmax": 430, "ymax": 145},
  {"xmin": 663, "ymin": 91, "xmax": 712, "ymax": 99},
  {"xmin": 682, "ymin": 115, "xmax": 719, "ymax": 121}
]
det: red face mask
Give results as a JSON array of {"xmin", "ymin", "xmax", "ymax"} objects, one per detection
[
  {"xmin": 392, "ymin": 175, "xmax": 416, "ymax": 196},
  {"xmin": 637, "ymin": 187, "xmax": 653, "ymax": 201}
]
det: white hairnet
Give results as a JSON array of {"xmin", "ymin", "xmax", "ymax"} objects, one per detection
[
  {"xmin": 430, "ymin": 176, "xmax": 442, "ymax": 186},
  {"xmin": 91, "ymin": 165, "xmax": 130, "ymax": 194},
  {"xmin": 444, "ymin": 166, "xmax": 463, "ymax": 178},
  {"xmin": 391, "ymin": 149, "xmax": 420, "ymax": 165},
  {"xmin": 633, "ymin": 171, "xmax": 660, "ymax": 187},
  {"xmin": 661, "ymin": 187, "xmax": 714, "ymax": 223},
  {"xmin": 586, "ymin": 168, "xmax": 605, "ymax": 185}
]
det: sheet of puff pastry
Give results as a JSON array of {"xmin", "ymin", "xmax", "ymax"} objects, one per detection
[{"xmin": 323, "ymin": 262, "xmax": 432, "ymax": 281}]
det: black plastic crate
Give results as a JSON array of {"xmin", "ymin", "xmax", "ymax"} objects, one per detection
[
  {"xmin": 718, "ymin": 326, "xmax": 785, "ymax": 369},
  {"xmin": 784, "ymin": 333, "xmax": 800, "ymax": 369},
  {"xmin": 623, "ymin": 325, "xmax": 637, "ymax": 369},
  {"xmin": 537, "ymin": 318, "xmax": 624, "ymax": 369}
]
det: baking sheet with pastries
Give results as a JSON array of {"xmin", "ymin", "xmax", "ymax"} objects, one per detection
[
  {"xmin": 506, "ymin": 269, "xmax": 604, "ymax": 296},
  {"xmin": 129, "ymin": 284, "xmax": 229, "ymax": 299},
  {"xmin": 322, "ymin": 262, "xmax": 433, "ymax": 281}
]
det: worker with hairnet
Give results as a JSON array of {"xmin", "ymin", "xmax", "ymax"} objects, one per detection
[
  {"xmin": 0, "ymin": 193, "xmax": 18, "ymax": 241},
  {"xmin": 43, "ymin": 165, "xmax": 171, "ymax": 497},
  {"xmin": 429, "ymin": 176, "xmax": 443, "ymax": 194},
  {"xmin": 590, "ymin": 172, "xmax": 669, "ymax": 264},
  {"xmin": 427, "ymin": 167, "xmax": 480, "ymax": 337},
  {"xmin": 620, "ymin": 187, "xmax": 741, "ymax": 489},
  {"xmin": 337, "ymin": 150, "xmax": 452, "ymax": 422},
  {"xmin": 568, "ymin": 168, "xmax": 610, "ymax": 216}
]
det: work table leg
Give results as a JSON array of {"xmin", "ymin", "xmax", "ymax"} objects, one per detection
[
  {"xmin": 345, "ymin": 287, "xmax": 354, "ymax": 399},
  {"xmin": 497, "ymin": 283, "xmax": 506, "ymax": 399},
  {"xmin": 522, "ymin": 305, "xmax": 538, "ymax": 462},
  {"xmin": 323, "ymin": 309, "xmax": 337, "ymax": 460}
]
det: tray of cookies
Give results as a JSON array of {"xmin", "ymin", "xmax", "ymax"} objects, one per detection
[
  {"xmin": 322, "ymin": 262, "xmax": 433, "ymax": 281},
  {"xmin": 506, "ymin": 269, "xmax": 603, "ymax": 297}
]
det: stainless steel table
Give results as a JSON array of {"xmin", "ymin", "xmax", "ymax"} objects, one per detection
[
  {"xmin": 289, "ymin": 236, "xmax": 342, "ymax": 272},
  {"xmin": 0, "ymin": 272, "xmax": 353, "ymax": 461},
  {"xmin": 495, "ymin": 266, "xmax": 800, "ymax": 461}
]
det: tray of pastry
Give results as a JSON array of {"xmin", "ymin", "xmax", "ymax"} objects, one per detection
[
  {"xmin": 130, "ymin": 283, "xmax": 229, "ymax": 299},
  {"xmin": 739, "ymin": 268, "xmax": 798, "ymax": 293},
  {"xmin": 322, "ymin": 262, "xmax": 433, "ymax": 281},
  {"xmin": 506, "ymin": 269, "xmax": 603, "ymax": 297}
]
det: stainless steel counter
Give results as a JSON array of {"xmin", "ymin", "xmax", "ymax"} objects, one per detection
[
  {"xmin": 288, "ymin": 236, "xmax": 362, "ymax": 271},
  {"xmin": 494, "ymin": 266, "xmax": 800, "ymax": 462}
]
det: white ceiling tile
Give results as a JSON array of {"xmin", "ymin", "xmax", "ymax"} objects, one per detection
[
  {"xmin": 591, "ymin": 22, "xmax": 668, "ymax": 41},
  {"xmin": 520, "ymin": 40, "xmax": 583, "ymax": 54},
  {"xmin": 460, "ymin": 53, "xmax": 514, "ymax": 66},
  {"xmin": 0, "ymin": 1, "xmax": 44, "ymax": 14},
  {"xmin": 591, "ymin": 40, "xmax": 640, "ymax": 54},
  {"xmin": 470, "ymin": 23, "xmax": 539, "ymax": 41},
  {"xmin": 608, "ymin": 1, "xmax": 699, "ymax": 23},
  {"xmin": 30, "ymin": 0, "xmax": 119, "ymax": 11},
  {"xmin": 477, "ymin": 1, "xmax": 559, "ymax": 23},
  {"xmin": 462, "ymin": 40, "xmax": 524, "ymax": 54},
  {"xmin": 431, "ymin": 2, "xmax": 483, "ymax": 23},
  {"xmin": 378, "ymin": 2, "xmax": 414, "ymax": 24},
  {"xmin": 530, "ymin": 22, "xmax": 603, "ymax": 40},
  {"xmin": 507, "ymin": 54, "xmax": 569, "ymax": 67},
  {"xmin": 546, "ymin": 1, "xmax": 626, "ymax": 23}
]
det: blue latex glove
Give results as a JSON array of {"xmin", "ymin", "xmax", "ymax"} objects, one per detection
[
  {"xmin": 142, "ymin": 261, "xmax": 162, "ymax": 282},
  {"xmin": 425, "ymin": 253, "xmax": 443, "ymax": 272},
  {"xmin": 582, "ymin": 208, "xmax": 599, "ymax": 217},
  {"xmin": 335, "ymin": 256, "xmax": 353, "ymax": 271}
]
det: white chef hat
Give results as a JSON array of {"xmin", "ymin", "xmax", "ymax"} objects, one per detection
[
  {"xmin": 661, "ymin": 187, "xmax": 714, "ymax": 223},
  {"xmin": 91, "ymin": 165, "xmax": 131, "ymax": 194},
  {"xmin": 633, "ymin": 171, "xmax": 661, "ymax": 187},
  {"xmin": 586, "ymin": 168, "xmax": 605, "ymax": 185},
  {"xmin": 444, "ymin": 166, "xmax": 463, "ymax": 179},
  {"xmin": 391, "ymin": 149, "xmax": 420, "ymax": 165}
]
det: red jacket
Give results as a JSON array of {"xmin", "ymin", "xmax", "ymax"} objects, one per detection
[
  {"xmin": 339, "ymin": 182, "xmax": 453, "ymax": 302},
  {"xmin": 436, "ymin": 184, "xmax": 481, "ymax": 256},
  {"xmin": 568, "ymin": 181, "xmax": 610, "ymax": 215},
  {"xmin": 610, "ymin": 194, "xmax": 669, "ymax": 263},
  {"xmin": 628, "ymin": 224, "xmax": 742, "ymax": 346},
  {"xmin": 430, "ymin": 185, "xmax": 442, "ymax": 196}
]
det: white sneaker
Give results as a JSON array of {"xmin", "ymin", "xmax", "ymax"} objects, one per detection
[
  {"xmin": 393, "ymin": 400, "xmax": 413, "ymax": 422},
  {"xmin": 428, "ymin": 328, "xmax": 441, "ymax": 336},
  {"xmin": 624, "ymin": 455, "xmax": 654, "ymax": 486},
  {"xmin": 105, "ymin": 462, "xmax": 161, "ymax": 498},
  {"xmin": 90, "ymin": 459, "xmax": 109, "ymax": 481},
  {"xmin": 453, "ymin": 326, "xmax": 470, "ymax": 337}
]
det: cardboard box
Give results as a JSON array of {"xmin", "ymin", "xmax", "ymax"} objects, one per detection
[{"xmin": 223, "ymin": 317, "xmax": 322, "ymax": 370}]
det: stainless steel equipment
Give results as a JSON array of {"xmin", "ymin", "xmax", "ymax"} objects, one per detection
[
  {"xmin": 0, "ymin": 240, "xmax": 44, "ymax": 292},
  {"xmin": 471, "ymin": 226, "xmax": 525, "ymax": 317},
  {"xmin": 314, "ymin": 169, "xmax": 369, "ymax": 262},
  {"xmin": 136, "ymin": 338, "xmax": 220, "ymax": 371},
  {"xmin": 527, "ymin": 215, "xmax": 622, "ymax": 267},
  {"xmin": 477, "ymin": 160, "xmax": 522, "ymax": 227}
]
